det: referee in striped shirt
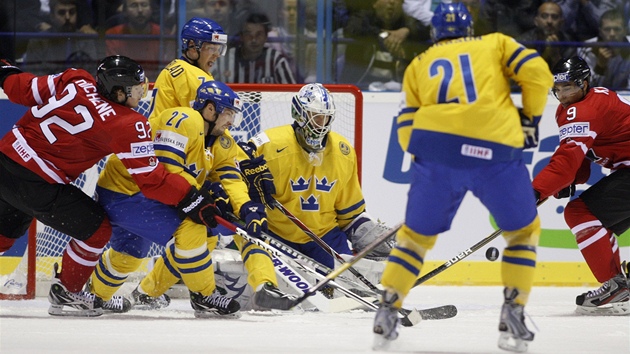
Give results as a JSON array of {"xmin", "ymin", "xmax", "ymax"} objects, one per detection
[{"xmin": 213, "ymin": 13, "xmax": 298, "ymax": 84}]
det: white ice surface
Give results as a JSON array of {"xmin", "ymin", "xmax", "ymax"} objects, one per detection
[{"xmin": 1, "ymin": 286, "xmax": 629, "ymax": 353}]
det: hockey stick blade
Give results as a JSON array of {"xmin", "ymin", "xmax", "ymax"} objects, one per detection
[{"xmin": 400, "ymin": 305, "xmax": 457, "ymax": 323}]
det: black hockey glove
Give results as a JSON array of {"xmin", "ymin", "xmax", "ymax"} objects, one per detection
[
  {"xmin": 554, "ymin": 184, "xmax": 575, "ymax": 199},
  {"xmin": 177, "ymin": 186, "xmax": 220, "ymax": 228},
  {"xmin": 204, "ymin": 181, "xmax": 233, "ymax": 214},
  {"xmin": 0, "ymin": 59, "xmax": 22, "ymax": 89},
  {"xmin": 239, "ymin": 154, "xmax": 277, "ymax": 210},
  {"xmin": 239, "ymin": 201, "xmax": 268, "ymax": 239},
  {"xmin": 533, "ymin": 189, "xmax": 541, "ymax": 203},
  {"xmin": 238, "ymin": 141, "xmax": 257, "ymax": 159},
  {"xmin": 519, "ymin": 108, "xmax": 540, "ymax": 149}
]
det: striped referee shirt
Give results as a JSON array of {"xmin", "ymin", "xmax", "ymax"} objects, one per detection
[{"xmin": 214, "ymin": 45, "xmax": 297, "ymax": 84}]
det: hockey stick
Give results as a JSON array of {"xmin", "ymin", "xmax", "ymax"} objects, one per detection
[
  {"xmin": 287, "ymin": 221, "xmax": 403, "ymax": 308},
  {"xmin": 270, "ymin": 201, "xmax": 430, "ymax": 324},
  {"xmin": 215, "ymin": 215, "xmax": 453, "ymax": 321},
  {"xmin": 272, "ymin": 200, "xmax": 387, "ymax": 295},
  {"xmin": 411, "ymin": 198, "xmax": 547, "ymax": 288}
]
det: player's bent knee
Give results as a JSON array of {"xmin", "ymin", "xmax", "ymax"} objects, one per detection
[
  {"xmin": 502, "ymin": 216, "xmax": 540, "ymax": 247},
  {"xmin": 106, "ymin": 248, "xmax": 144, "ymax": 274}
]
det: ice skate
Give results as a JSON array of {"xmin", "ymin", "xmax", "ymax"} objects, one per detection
[
  {"xmin": 131, "ymin": 286, "xmax": 171, "ymax": 310},
  {"xmin": 498, "ymin": 288, "xmax": 534, "ymax": 353},
  {"xmin": 372, "ymin": 291, "xmax": 400, "ymax": 351},
  {"xmin": 190, "ymin": 290, "xmax": 241, "ymax": 319},
  {"xmin": 48, "ymin": 264, "xmax": 103, "ymax": 317},
  {"xmin": 253, "ymin": 282, "xmax": 298, "ymax": 311},
  {"xmin": 575, "ymin": 268, "xmax": 630, "ymax": 316},
  {"xmin": 102, "ymin": 295, "xmax": 132, "ymax": 313}
]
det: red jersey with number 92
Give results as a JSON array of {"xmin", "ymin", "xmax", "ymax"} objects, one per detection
[{"xmin": 0, "ymin": 69, "xmax": 189, "ymax": 206}]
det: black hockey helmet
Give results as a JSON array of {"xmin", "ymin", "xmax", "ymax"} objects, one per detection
[
  {"xmin": 96, "ymin": 55, "xmax": 146, "ymax": 102},
  {"xmin": 551, "ymin": 56, "xmax": 591, "ymax": 88}
]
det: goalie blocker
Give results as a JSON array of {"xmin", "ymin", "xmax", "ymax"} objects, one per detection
[{"xmin": 343, "ymin": 212, "xmax": 396, "ymax": 261}]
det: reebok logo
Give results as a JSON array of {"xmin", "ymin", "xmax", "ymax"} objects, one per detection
[
  {"xmin": 277, "ymin": 146, "xmax": 288, "ymax": 153},
  {"xmin": 182, "ymin": 195, "xmax": 204, "ymax": 213},
  {"xmin": 243, "ymin": 165, "xmax": 268, "ymax": 175}
]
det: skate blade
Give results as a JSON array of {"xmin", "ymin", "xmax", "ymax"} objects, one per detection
[
  {"xmin": 48, "ymin": 304, "xmax": 103, "ymax": 317},
  {"xmin": 575, "ymin": 301, "xmax": 630, "ymax": 316},
  {"xmin": 193, "ymin": 310, "xmax": 242, "ymax": 319},
  {"xmin": 498, "ymin": 332, "xmax": 529, "ymax": 353}
]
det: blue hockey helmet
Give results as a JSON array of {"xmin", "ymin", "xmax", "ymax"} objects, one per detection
[
  {"xmin": 181, "ymin": 17, "xmax": 228, "ymax": 56},
  {"xmin": 431, "ymin": 2, "xmax": 473, "ymax": 42},
  {"xmin": 193, "ymin": 81, "xmax": 243, "ymax": 125}
]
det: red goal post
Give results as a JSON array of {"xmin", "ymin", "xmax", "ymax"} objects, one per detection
[{"xmin": 0, "ymin": 83, "xmax": 363, "ymax": 300}]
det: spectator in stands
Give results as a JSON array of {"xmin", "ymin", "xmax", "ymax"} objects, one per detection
[
  {"xmin": 578, "ymin": 9, "xmax": 630, "ymax": 90},
  {"xmin": 517, "ymin": 2, "xmax": 577, "ymax": 69},
  {"xmin": 268, "ymin": 0, "xmax": 347, "ymax": 83},
  {"xmin": 37, "ymin": 0, "xmax": 98, "ymax": 34},
  {"xmin": 476, "ymin": 0, "xmax": 540, "ymax": 37},
  {"xmin": 213, "ymin": 13, "xmax": 297, "ymax": 84},
  {"xmin": 552, "ymin": 0, "xmax": 621, "ymax": 41},
  {"xmin": 402, "ymin": 0, "xmax": 432, "ymax": 27},
  {"xmin": 22, "ymin": 0, "xmax": 98, "ymax": 76},
  {"xmin": 187, "ymin": 0, "xmax": 259, "ymax": 37},
  {"xmin": 105, "ymin": 0, "xmax": 169, "ymax": 79},
  {"xmin": 342, "ymin": 0, "xmax": 426, "ymax": 91}
]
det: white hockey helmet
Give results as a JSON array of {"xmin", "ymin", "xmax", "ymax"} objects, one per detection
[{"xmin": 291, "ymin": 83, "xmax": 336, "ymax": 152}]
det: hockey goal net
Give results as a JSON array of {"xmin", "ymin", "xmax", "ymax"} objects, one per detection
[{"xmin": 0, "ymin": 83, "xmax": 363, "ymax": 299}]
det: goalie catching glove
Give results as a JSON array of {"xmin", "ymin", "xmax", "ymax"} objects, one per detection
[
  {"xmin": 238, "ymin": 142, "xmax": 277, "ymax": 210},
  {"xmin": 239, "ymin": 201, "xmax": 268, "ymax": 239},
  {"xmin": 177, "ymin": 186, "xmax": 220, "ymax": 228},
  {"xmin": 343, "ymin": 212, "xmax": 396, "ymax": 261},
  {"xmin": 519, "ymin": 108, "xmax": 540, "ymax": 149}
]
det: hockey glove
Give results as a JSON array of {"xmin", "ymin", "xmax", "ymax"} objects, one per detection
[
  {"xmin": 554, "ymin": 184, "xmax": 575, "ymax": 199},
  {"xmin": 0, "ymin": 59, "xmax": 22, "ymax": 89},
  {"xmin": 177, "ymin": 186, "xmax": 220, "ymax": 228},
  {"xmin": 238, "ymin": 141, "xmax": 257, "ymax": 159},
  {"xmin": 519, "ymin": 109, "xmax": 540, "ymax": 149},
  {"xmin": 239, "ymin": 201, "xmax": 268, "ymax": 239},
  {"xmin": 204, "ymin": 181, "xmax": 233, "ymax": 214},
  {"xmin": 239, "ymin": 155, "xmax": 277, "ymax": 210},
  {"xmin": 533, "ymin": 189, "xmax": 541, "ymax": 203}
]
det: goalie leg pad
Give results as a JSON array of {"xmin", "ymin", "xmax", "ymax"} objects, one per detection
[{"xmin": 343, "ymin": 212, "xmax": 396, "ymax": 260}]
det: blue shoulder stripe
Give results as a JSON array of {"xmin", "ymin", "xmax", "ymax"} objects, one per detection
[{"xmin": 514, "ymin": 52, "xmax": 541, "ymax": 74}]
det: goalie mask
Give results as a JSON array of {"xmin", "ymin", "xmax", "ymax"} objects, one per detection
[
  {"xmin": 96, "ymin": 55, "xmax": 147, "ymax": 104},
  {"xmin": 291, "ymin": 83, "xmax": 336, "ymax": 153},
  {"xmin": 193, "ymin": 80, "xmax": 243, "ymax": 133}
]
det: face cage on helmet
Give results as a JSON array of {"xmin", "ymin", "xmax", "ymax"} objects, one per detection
[{"xmin": 295, "ymin": 109, "xmax": 335, "ymax": 152}]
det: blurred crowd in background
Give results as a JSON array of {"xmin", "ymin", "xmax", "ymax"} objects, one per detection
[{"xmin": 1, "ymin": 0, "xmax": 630, "ymax": 91}]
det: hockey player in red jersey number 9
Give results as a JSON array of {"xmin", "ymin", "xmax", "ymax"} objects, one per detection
[{"xmin": 533, "ymin": 56, "xmax": 630, "ymax": 316}]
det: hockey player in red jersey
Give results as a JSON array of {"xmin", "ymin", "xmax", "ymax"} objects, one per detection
[
  {"xmin": 0, "ymin": 56, "xmax": 221, "ymax": 317},
  {"xmin": 533, "ymin": 56, "xmax": 630, "ymax": 316}
]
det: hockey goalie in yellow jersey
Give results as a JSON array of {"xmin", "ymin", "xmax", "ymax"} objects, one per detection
[{"xmin": 238, "ymin": 83, "xmax": 396, "ymax": 271}]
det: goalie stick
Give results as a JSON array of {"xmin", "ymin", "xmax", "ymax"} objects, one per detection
[
  {"xmin": 215, "ymin": 215, "xmax": 455, "ymax": 323},
  {"xmin": 268, "ymin": 202, "xmax": 451, "ymax": 324},
  {"xmin": 411, "ymin": 198, "xmax": 548, "ymax": 288}
]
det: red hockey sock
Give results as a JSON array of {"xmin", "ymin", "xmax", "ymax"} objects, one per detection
[
  {"xmin": 0, "ymin": 234, "xmax": 17, "ymax": 253},
  {"xmin": 59, "ymin": 221, "xmax": 112, "ymax": 292},
  {"xmin": 565, "ymin": 199, "xmax": 620, "ymax": 283}
]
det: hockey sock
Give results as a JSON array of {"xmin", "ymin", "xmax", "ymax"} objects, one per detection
[
  {"xmin": 91, "ymin": 248, "xmax": 142, "ymax": 301},
  {"xmin": 565, "ymin": 199, "xmax": 620, "ymax": 282},
  {"xmin": 501, "ymin": 216, "xmax": 540, "ymax": 305},
  {"xmin": 380, "ymin": 225, "xmax": 429, "ymax": 308},
  {"xmin": 235, "ymin": 234, "xmax": 278, "ymax": 288},
  {"xmin": 59, "ymin": 220, "xmax": 112, "ymax": 292}
]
